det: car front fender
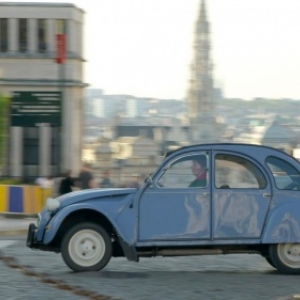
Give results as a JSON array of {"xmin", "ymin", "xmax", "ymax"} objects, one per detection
[
  {"xmin": 43, "ymin": 203, "xmax": 129, "ymax": 245},
  {"xmin": 262, "ymin": 202, "xmax": 300, "ymax": 243}
]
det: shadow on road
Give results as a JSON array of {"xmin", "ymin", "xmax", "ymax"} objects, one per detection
[{"xmin": 68, "ymin": 270, "xmax": 149, "ymax": 279}]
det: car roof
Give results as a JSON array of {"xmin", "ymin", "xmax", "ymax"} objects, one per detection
[{"xmin": 165, "ymin": 143, "xmax": 289, "ymax": 159}]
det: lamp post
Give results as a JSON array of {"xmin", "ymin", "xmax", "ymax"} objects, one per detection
[{"xmin": 56, "ymin": 20, "xmax": 66, "ymax": 175}]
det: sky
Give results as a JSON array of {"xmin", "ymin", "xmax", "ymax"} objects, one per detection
[{"xmin": 3, "ymin": 0, "xmax": 300, "ymax": 100}]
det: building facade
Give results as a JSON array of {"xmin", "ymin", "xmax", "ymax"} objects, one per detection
[{"xmin": 0, "ymin": 2, "xmax": 87, "ymax": 179}]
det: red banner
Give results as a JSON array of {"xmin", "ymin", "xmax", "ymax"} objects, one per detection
[{"xmin": 56, "ymin": 34, "xmax": 66, "ymax": 64}]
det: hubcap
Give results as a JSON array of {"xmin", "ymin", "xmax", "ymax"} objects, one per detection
[
  {"xmin": 68, "ymin": 229, "xmax": 106, "ymax": 267},
  {"xmin": 278, "ymin": 243, "xmax": 300, "ymax": 268}
]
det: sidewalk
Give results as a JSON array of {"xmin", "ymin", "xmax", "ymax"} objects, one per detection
[{"xmin": 0, "ymin": 215, "xmax": 36, "ymax": 236}]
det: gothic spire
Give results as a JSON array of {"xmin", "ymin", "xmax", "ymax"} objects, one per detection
[
  {"xmin": 199, "ymin": 0, "xmax": 207, "ymax": 23},
  {"xmin": 186, "ymin": 0, "xmax": 214, "ymax": 121},
  {"xmin": 197, "ymin": 0, "xmax": 209, "ymax": 38}
]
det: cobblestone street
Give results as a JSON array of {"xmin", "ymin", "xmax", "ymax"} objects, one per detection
[{"xmin": 1, "ymin": 238, "xmax": 300, "ymax": 300}]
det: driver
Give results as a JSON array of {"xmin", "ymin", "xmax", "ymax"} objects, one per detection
[{"xmin": 189, "ymin": 156, "xmax": 207, "ymax": 188}]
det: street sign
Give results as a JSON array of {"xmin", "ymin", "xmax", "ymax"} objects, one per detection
[{"xmin": 10, "ymin": 91, "xmax": 61, "ymax": 127}]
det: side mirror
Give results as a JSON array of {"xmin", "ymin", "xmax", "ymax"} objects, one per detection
[{"xmin": 145, "ymin": 174, "xmax": 153, "ymax": 184}]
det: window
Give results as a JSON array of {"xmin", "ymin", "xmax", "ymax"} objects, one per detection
[
  {"xmin": 51, "ymin": 127, "xmax": 59, "ymax": 166},
  {"xmin": 215, "ymin": 154, "xmax": 267, "ymax": 189},
  {"xmin": 266, "ymin": 156, "xmax": 300, "ymax": 190},
  {"xmin": 157, "ymin": 154, "xmax": 208, "ymax": 188},
  {"xmin": 38, "ymin": 19, "xmax": 47, "ymax": 53},
  {"xmin": 23, "ymin": 128, "xmax": 39, "ymax": 165},
  {"xmin": 0, "ymin": 19, "xmax": 8, "ymax": 52},
  {"xmin": 19, "ymin": 19, "xmax": 27, "ymax": 52}
]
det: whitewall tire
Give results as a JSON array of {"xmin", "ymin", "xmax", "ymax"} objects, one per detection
[
  {"xmin": 269, "ymin": 243, "xmax": 300, "ymax": 274},
  {"xmin": 61, "ymin": 222, "xmax": 112, "ymax": 272}
]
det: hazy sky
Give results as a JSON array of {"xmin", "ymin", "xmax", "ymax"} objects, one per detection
[{"xmin": 4, "ymin": 0, "xmax": 300, "ymax": 100}]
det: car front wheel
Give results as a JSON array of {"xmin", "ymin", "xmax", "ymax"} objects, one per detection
[
  {"xmin": 269, "ymin": 243, "xmax": 300, "ymax": 274},
  {"xmin": 61, "ymin": 222, "xmax": 112, "ymax": 272}
]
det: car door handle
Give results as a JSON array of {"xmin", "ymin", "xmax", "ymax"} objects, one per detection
[
  {"xmin": 202, "ymin": 192, "xmax": 209, "ymax": 197},
  {"xmin": 263, "ymin": 193, "xmax": 271, "ymax": 198}
]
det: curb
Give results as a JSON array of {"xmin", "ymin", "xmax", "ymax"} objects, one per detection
[{"xmin": 0, "ymin": 229, "xmax": 29, "ymax": 237}]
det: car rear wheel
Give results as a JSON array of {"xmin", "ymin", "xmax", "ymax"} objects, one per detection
[
  {"xmin": 269, "ymin": 243, "xmax": 300, "ymax": 274},
  {"xmin": 61, "ymin": 222, "xmax": 112, "ymax": 272}
]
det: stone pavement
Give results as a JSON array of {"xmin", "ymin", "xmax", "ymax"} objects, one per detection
[
  {"xmin": 0, "ymin": 220, "xmax": 300, "ymax": 299},
  {"xmin": 0, "ymin": 215, "xmax": 300, "ymax": 299},
  {"xmin": 0, "ymin": 214, "xmax": 36, "ymax": 236},
  {"xmin": 2, "ymin": 241, "xmax": 300, "ymax": 300}
]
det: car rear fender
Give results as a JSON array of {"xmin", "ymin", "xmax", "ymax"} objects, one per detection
[{"xmin": 262, "ymin": 202, "xmax": 300, "ymax": 243}]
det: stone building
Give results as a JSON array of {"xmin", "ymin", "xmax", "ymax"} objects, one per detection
[
  {"xmin": 234, "ymin": 116, "xmax": 298, "ymax": 155},
  {"xmin": 0, "ymin": 2, "xmax": 87, "ymax": 179},
  {"xmin": 92, "ymin": 136, "xmax": 162, "ymax": 187}
]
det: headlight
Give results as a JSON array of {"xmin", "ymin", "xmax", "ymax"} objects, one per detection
[{"xmin": 46, "ymin": 198, "xmax": 60, "ymax": 212}]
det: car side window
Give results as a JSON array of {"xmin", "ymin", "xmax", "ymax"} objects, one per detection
[
  {"xmin": 266, "ymin": 156, "xmax": 300, "ymax": 190},
  {"xmin": 215, "ymin": 154, "xmax": 267, "ymax": 189},
  {"xmin": 157, "ymin": 154, "xmax": 208, "ymax": 188}
]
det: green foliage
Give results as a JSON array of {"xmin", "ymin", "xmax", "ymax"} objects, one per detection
[
  {"xmin": 0, "ymin": 178, "xmax": 22, "ymax": 185},
  {"xmin": 0, "ymin": 95, "xmax": 10, "ymax": 168}
]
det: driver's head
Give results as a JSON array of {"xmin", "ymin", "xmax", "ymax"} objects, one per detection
[{"xmin": 191, "ymin": 156, "xmax": 206, "ymax": 177}]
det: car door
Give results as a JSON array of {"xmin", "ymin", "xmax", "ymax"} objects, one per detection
[
  {"xmin": 212, "ymin": 152, "xmax": 272, "ymax": 239},
  {"xmin": 138, "ymin": 152, "xmax": 212, "ymax": 242}
]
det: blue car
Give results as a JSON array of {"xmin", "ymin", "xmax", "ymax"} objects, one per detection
[{"xmin": 27, "ymin": 143, "xmax": 300, "ymax": 274}]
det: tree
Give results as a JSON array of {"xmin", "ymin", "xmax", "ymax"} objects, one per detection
[{"xmin": 0, "ymin": 94, "xmax": 10, "ymax": 170}]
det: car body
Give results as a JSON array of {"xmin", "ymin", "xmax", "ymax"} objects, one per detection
[{"xmin": 27, "ymin": 143, "xmax": 300, "ymax": 273}]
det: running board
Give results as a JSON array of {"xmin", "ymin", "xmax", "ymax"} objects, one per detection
[{"xmin": 137, "ymin": 248, "xmax": 260, "ymax": 257}]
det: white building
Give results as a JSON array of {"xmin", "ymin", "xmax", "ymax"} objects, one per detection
[
  {"xmin": 0, "ymin": 2, "xmax": 87, "ymax": 179},
  {"xmin": 93, "ymin": 98, "xmax": 105, "ymax": 118},
  {"xmin": 127, "ymin": 98, "xmax": 137, "ymax": 118}
]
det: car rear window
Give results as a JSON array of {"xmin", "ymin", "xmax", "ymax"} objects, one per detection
[{"xmin": 266, "ymin": 156, "xmax": 300, "ymax": 190}]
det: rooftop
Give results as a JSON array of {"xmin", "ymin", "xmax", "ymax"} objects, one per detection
[{"xmin": 0, "ymin": 2, "xmax": 84, "ymax": 13}]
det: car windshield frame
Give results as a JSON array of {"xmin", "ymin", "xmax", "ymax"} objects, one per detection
[{"xmin": 266, "ymin": 155, "xmax": 300, "ymax": 190}]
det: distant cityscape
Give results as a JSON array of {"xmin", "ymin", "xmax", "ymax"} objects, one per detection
[
  {"xmin": 84, "ymin": 87, "xmax": 300, "ymax": 143},
  {"xmin": 82, "ymin": 87, "xmax": 300, "ymax": 188}
]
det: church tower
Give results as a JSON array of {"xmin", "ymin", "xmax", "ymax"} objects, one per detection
[{"xmin": 187, "ymin": 0, "xmax": 215, "ymax": 133}]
